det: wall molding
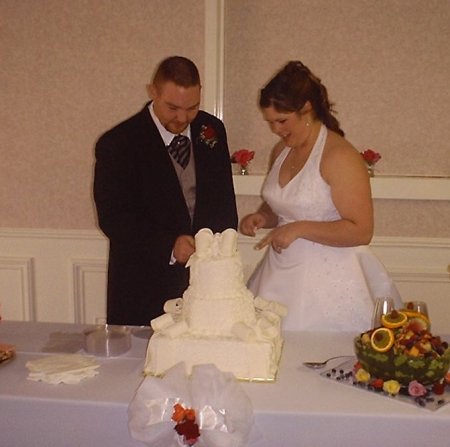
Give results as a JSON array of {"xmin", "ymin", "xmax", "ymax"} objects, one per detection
[
  {"xmin": 203, "ymin": 0, "xmax": 224, "ymax": 118},
  {"xmin": 0, "ymin": 228, "xmax": 449, "ymax": 331},
  {"xmin": 71, "ymin": 258, "xmax": 108, "ymax": 324},
  {"xmin": 0, "ymin": 256, "xmax": 36, "ymax": 321}
]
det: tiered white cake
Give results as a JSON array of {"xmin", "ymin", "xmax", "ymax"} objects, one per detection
[{"xmin": 144, "ymin": 228, "xmax": 286, "ymax": 381}]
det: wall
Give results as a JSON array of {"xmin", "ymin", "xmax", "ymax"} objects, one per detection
[
  {"xmin": 1, "ymin": 1, "xmax": 449, "ymax": 328},
  {"xmin": 1, "ymin": 0, "xmax": 448, "ymax": 234},
  {"xmin": 0, "ymin": 0, "xmax": 205, "ymax": 229},
  {"xmin": 223, "ymin": 0, "xmax": 450, "ymax": 237}
]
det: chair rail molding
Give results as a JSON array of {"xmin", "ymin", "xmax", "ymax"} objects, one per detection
[{"xmin": 0, "ymin": 227, "xmax": 449, "ymax": 332}]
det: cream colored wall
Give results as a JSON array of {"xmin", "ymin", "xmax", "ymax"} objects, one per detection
[
  {"xmin": 224, "ymin": 0, "xmax": 450, "ymax": 237},
  {"xmin": 1, "ymin": 0, "xmax": 449, "ymax": 238},
  {"xmin": 0, "ymin": 0, "xmax": 204, "ymax": 229}
]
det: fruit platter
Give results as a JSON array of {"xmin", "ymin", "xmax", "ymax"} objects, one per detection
[{"xmin": 354, "ymin": 309, "xmax": 450, "ymax": 386}]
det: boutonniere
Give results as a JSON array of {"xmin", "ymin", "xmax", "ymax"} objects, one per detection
[
  {"xmin": 360, "ymin": 148, "xmax": 381, "ymax": 177},
  {"xmin": 198, "ymin": 124, "xmax": 218, "ymax": 149}
]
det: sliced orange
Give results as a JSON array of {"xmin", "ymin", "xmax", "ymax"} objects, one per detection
[
  {"xmin": 370, "ymin": 327, "xmax": 395, "ymax": 352},
  {"xmin": 381, "ymin": 310, "xmax": 408, "ymax": 329},
  {"xmin": 401, "ymin": 310, "xmax": 431, "ymax": 330}
]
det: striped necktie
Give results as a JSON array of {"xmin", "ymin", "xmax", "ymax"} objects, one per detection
[{"xmin": 168, "ymin": 135, "xmax": 191, "ymax": 169}]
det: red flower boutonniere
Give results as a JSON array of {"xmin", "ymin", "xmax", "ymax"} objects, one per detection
[
  {"xmin": 199, "ymin": 124, "xmax": 218, "ymax": 149},
  {"xmin": 172, "ymin": 403, "xmax": 200, "ymax": 446},
  {"xmin": 360, "ymin": 149, "xmax": 381, "ymax": 167}
]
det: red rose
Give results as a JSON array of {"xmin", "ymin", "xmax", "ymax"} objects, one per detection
[
  {"xmin": 231, "ymin": 149, "xmax": 255, "ymax": 167},
  {"xmin": 202, "ymin": 126, "xmax": 216, "ymax": 140},
  {"xmin": 371, "ymin": 378, "xmax": 384, "ymax": 390},
  {"xmin": 174, "ymin": 420, "xmax": 200, "ymax": 444},
  {"xmin": 360, "ymin": 149, "xmax": 381, "ymax": 165}
]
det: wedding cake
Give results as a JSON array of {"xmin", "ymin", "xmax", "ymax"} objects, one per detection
[{"xmin": 144, "ymin": 228, "xmax": 286, "ymax": 381}]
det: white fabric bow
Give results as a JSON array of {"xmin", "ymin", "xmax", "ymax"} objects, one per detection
[{"xmin": 128, "ymin": 362, "xmax": 254, "ymax": 447}]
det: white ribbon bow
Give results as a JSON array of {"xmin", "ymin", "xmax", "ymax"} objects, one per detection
[{"xmin": 128, "ymin": 363, "xmax": 254, "ymax": 447}]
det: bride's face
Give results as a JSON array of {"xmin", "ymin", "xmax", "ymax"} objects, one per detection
[{"xmin": 261, "ymin": 106, "xmax": 309, "ymax": 148}]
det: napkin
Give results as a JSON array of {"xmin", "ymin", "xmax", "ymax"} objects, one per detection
[
  {"xmin": 26, "ymin": 354, "xmax": 100, "ymax": 384},
  {"xmin": 128, "ymin": 362, "xmax": 255, "ymax": 447}
]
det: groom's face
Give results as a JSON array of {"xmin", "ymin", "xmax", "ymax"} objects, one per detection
[{"xmin": 149, "ymin": 81, "xmax": 201, "ymax": 134}]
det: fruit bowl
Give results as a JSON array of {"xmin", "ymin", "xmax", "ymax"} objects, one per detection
[{"xmin": 354, "ymin": 334, "xmax": 450, "ymax": 386}]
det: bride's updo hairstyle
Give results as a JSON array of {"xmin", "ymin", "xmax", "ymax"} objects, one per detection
[{"xmin": 259, "ymin": 61, "xmax": 345, "ymax": 136}]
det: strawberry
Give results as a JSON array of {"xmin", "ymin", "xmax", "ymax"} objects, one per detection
[
  {"xmin": 371, "ymin": 378, "xmax": 384, "ymax": 390},
  {"xmin": 445, "ymin": 372, "xmax": 450, "ymax": 385},
  {"xmin": 432, "ymin": 381, "xmax": 446, "ymax": 395}
]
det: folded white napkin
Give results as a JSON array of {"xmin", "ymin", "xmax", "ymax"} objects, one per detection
[{"xmin": 26, "ymin": 354, "xmax": 100, "ymax": 384}]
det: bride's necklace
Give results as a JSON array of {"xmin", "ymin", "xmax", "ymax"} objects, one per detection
[
  {"xmin": 288, "ymin": 146, "xmax": 311, "ymax": 171},
  {"xmin": 288, "ymin": 122, "xmax": 319, "ymax": 171}
]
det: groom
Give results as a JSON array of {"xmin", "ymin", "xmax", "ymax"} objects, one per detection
[{"xmin": 94, "ymin": 56, "xmax": 238, "ymax": 326}]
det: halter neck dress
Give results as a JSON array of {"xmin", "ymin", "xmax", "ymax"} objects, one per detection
[{"xmin": 248, "ymin": 124, "xmax": 401, "ymax": 332}]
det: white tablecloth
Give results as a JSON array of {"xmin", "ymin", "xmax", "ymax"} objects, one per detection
[{"xmin": 1, "ymin": 321, "xmax": 449, "ymax": 447}]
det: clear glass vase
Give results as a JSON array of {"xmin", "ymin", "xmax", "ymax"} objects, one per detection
[{"xmin": 240, "ymin": 165, "xmax": 249, "ymax": 175}]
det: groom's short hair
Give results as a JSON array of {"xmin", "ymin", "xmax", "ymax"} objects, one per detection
[{"xmin": 152, "ymin": 56, "xmax": 201, "ymax": 88}]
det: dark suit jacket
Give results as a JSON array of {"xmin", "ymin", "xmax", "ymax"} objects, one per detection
[{"xmin": 94, "ymin": 104, "xmax": 238, "ymax": 325}]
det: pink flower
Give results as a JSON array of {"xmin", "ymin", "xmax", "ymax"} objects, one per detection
[
  {"xmin": 360, "ymin": 149, "xmax": 381, "ymax": 166},
  {"xmin": 408, "ymin": 380, "xmax": 427, "ymax": 397}
]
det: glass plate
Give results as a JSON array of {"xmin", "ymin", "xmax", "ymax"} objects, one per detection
[
  {"xmin": 320, "ymin": 359, "xmax": 449, "ymax": 411},
  {"xmin": 132, "ymin": 326, "xmax": 153, "ymax": 339}
]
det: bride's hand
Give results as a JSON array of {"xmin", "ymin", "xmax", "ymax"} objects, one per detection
[
  {"xmin": 239, "ymin": 213, "xmax": 266, "ymax": 237},
  {"xmin": 256, "ymin": 223, "xmax": 299, "ymax": 253}
]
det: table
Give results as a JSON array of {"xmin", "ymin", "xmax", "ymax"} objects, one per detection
[{"xmin": 1, "ymin": 321, "xmax": 449, "ymax": 447}]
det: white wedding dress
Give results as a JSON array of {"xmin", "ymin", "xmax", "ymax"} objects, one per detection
[{"xmin": 248, "ymin": 124, "xmax": 402, "ymax": 332}]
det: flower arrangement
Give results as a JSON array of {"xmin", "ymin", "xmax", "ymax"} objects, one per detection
[
  {"xmin": 360, "ymin": 149, "xmax": 381, "ymax": 177},
  {"xmin": 198, "ymin": 124, "xmax": 218, "ymax": 149},
  {"xmin": 172, "ymin": 403, "xmax": 200, "ymax": 446},
  {"xmin": 231, "ymin": 149, "xmax": 255, "ymax": 175}
]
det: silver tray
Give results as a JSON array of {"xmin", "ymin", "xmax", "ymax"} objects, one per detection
[{"xmin": 83, "ymin": 325, "xmax": 131, "ymax": 357}]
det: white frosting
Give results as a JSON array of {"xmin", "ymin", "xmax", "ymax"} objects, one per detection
[
  {"xmin": 145, "ymin": 228, "xmax": 285, "ymax": 381},
  {"xmin": 146, "ymin": 334, "xmax": 282, "ymax": 380}
]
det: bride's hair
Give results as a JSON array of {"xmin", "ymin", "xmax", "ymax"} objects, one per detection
[{"xmin": 259, "ymin": 61, "xmax": 345, "ymax": 136}]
